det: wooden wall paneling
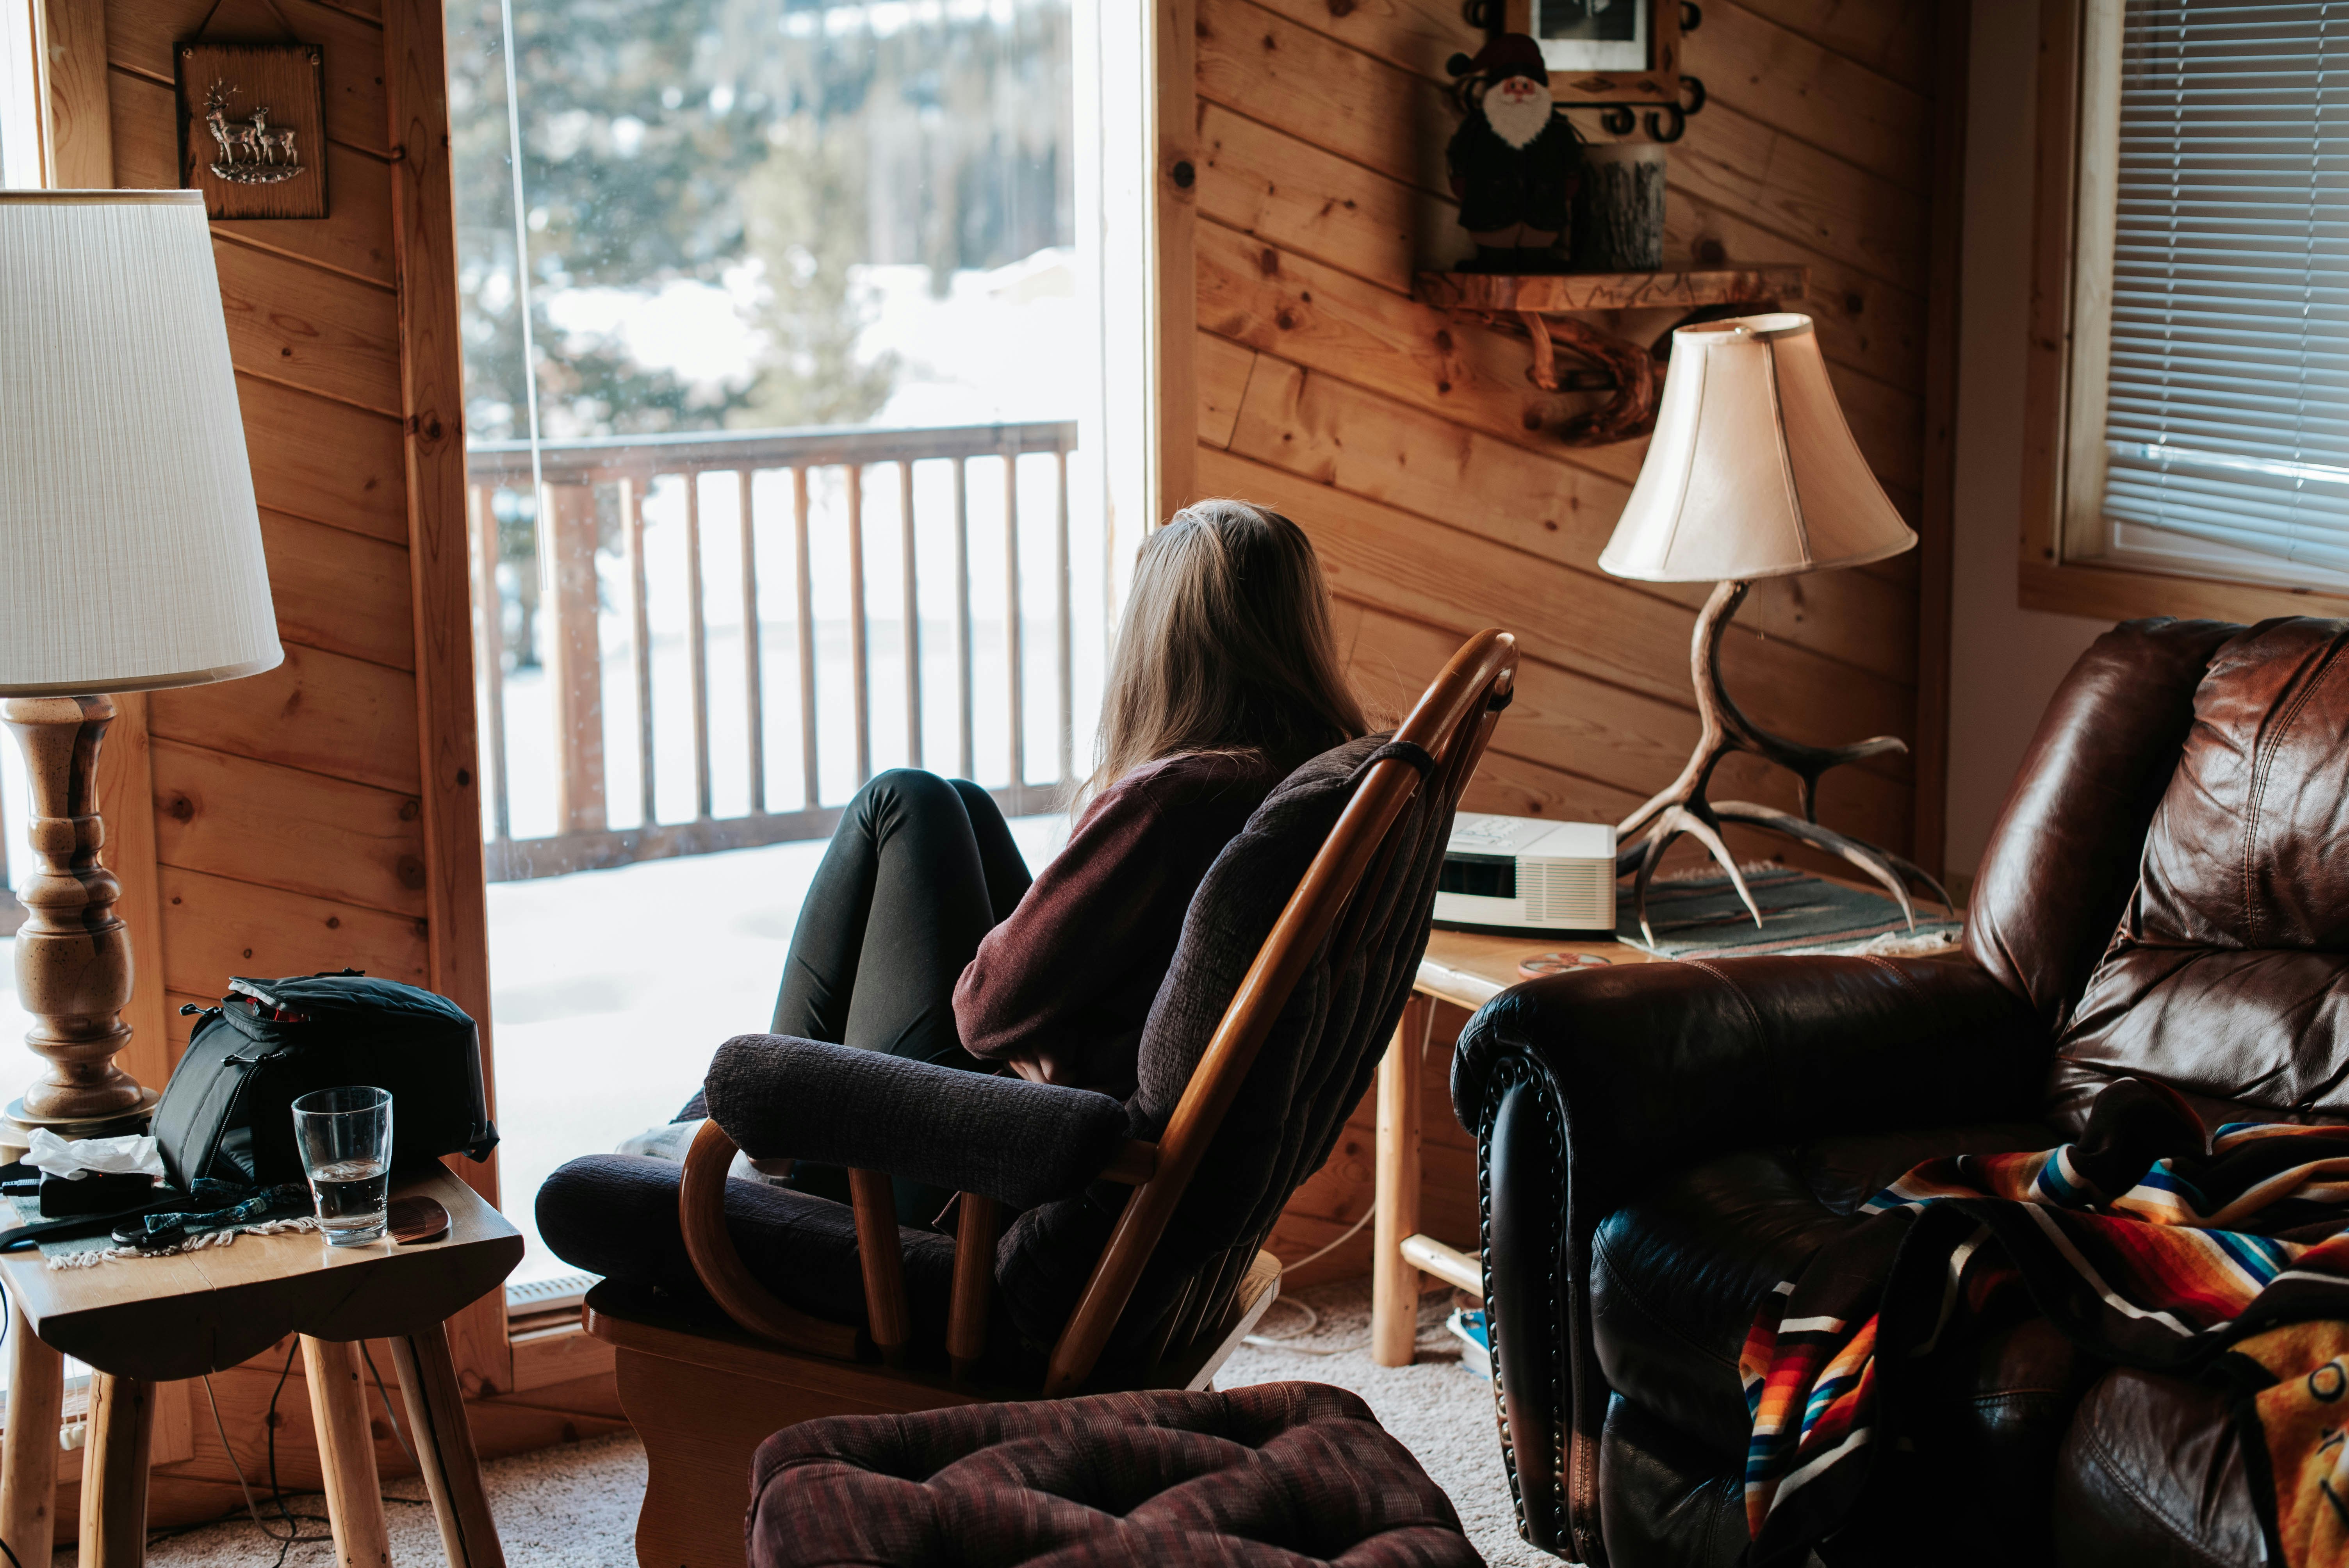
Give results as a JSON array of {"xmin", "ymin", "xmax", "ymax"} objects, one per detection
[
  {"xmin": 1242, "ymin": 0, "xmax": 1472, "ymax": 80},
  {"xmin": 1661, "ymin": 191, "xmax": 1925, "ymax": 390},
  {"xmin": 39, "ymin": 0, "xmax": 113, "ymax": 184},
  {"xmin": 381, "ymin": 0, "xmax": 507, "ymax": 1394},
  {"xmin": 1197, "ymin": 217, "xmax": 1623, "ymax": 472},
  {"xmin": 1195, "ymin": 444, "xmax": 1917, "ymax": 747},
  {"xmin": 256, "ymin": 510, "xmax": 418, "ymax": 670},
  {"xmin": 1193, "ymin": 96, "xmax": 1928, "ymax": 454},
  {"xmin": 1212, "ymin": 0, "xmax": 1932, "ymax": 289},
  {"xmin": 234, "ymin": 373, "xmax": 412, "ymax": 543},
  {"xmin": 1196, "ymin": 328, "xmax": 1255, "ymax": 448},
  {"xmin": 1335, "ymin": 601, "xmax": 1916, "ymax": 846},
  {"xmin": 151, "ymin": 739, "xmax": 427, "ymax": 918},
  {"xmin": 148, "ymin": 644, "xmax": 423, "ymax": 795},
  {"xmin": 1153, "ymin": 0, "xmax": 1199, "ymax": 516},
  {"xmin": 1197, "ymin": 0, "xmax": 1454, "ymax": 197},
  {"xmin": 1661, "ymin": 100, "xmax": 1928, "ymax": 285},
  {"xmin": 1195, "ymin": 99, "xmax": 1438, "ymax": 293},
  {"xmin": 1198, "ymin": 219, "xmax": 1924, "ymax": 495},
  {"xmin": 1912, "ymin": 0, "xmax": 1968, "ymax": 880},
  {"xmin": 1222, "ymin": 346, "xmax": 1919, "ymax": 677},
  {"xmin": 1677, "ymin": 0, "xmax": 1928, "ymax": 187},
  {"xmin": 212, "ymin": 238, "xmax": 404, "ymax": 414},
  {"xmin": 108, "ymin": 68, "xmax": 397, "ymax": 285},
  {"xmin": 158, "ymin": 865, "xmax": 428, "ymax": 998},
  {"xmin": 104, "ymin": 0, "xmax": 390, "ymax": 157},
  {"xmin": 1253, "ymin": 0, "xmax": 1934, "ymax": 217},
  {"xmin": 1737, "ymin": 0, "xmax": 1930, "ymax": 87}
]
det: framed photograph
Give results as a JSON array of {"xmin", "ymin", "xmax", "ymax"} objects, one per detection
[
  {"xmin": 1503, "ymin": 0, "xmax": 1683, "ymax": 105},
  {"xmin": 1531, "ymin": 0, "xmax": 1646, "ymax": 73}
]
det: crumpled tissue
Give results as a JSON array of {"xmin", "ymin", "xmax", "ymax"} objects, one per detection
[{"xmin": 25, "ymin": 1128, "xmax": 164, "ymax": 1181}]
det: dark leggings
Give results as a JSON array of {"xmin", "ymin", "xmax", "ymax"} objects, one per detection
[
  {"xmin": 760, "ymin": 770, "xmax": 1034, "ymax": 1223},
  {"xmin": 773, "ymin": 769, "xmax": 1033, "ymax": 1060}
]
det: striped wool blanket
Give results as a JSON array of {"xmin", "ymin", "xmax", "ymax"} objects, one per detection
[{"xmin": 1740, "ymin": 1076, "xmax": 2349, "ymax": 1567}]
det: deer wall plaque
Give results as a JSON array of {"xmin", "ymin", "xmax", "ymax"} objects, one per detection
[{"xmin": 174, "ymin": 43, "xmax": 327, "ymax": 221}]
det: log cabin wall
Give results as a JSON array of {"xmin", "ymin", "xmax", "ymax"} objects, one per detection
[
  {"xmin": 1217, "ymin": 0, "xmax": 1957, "ymax": 1283},
  {"xmin": 28, "ymin": 0, "xmax": 622, "ymax": 1537}
]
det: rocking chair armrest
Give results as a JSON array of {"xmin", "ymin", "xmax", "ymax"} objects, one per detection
[
  {"xmin": 677, "ymin": 1119, "xmax": 863, "ymax": 1358},
  {"xmin": 702, "ymin": 1033, "xmax": 1132, "ymax": 1210}
]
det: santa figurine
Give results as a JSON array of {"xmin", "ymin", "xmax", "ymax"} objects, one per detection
[{"xmin": 1444, "ymin": 33, "xmax": 1583, "ymax": 271}]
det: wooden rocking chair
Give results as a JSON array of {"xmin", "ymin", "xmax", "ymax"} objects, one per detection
[{"xmin": 568, "ymin": 629, "xmax": 1517, "ymax": 1568}]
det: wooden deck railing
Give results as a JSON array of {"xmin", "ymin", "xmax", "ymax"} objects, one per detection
[{"xmin": 466, "ymin": 421, "xmax": 1082, "ymax": 881}]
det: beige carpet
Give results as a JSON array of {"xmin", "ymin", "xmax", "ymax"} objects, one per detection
[{"xmin": 127, "ymin": 1276, "xmax": 1543, "ymax": 1568}]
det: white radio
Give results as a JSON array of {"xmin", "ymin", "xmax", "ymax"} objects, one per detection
[{"xmin": 1433, "ymin": 813, "xmax": 1618, "ymax": 936}]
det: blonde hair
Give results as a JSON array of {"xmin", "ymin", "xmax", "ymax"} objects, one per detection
[{"xmin": 1082, "ymin": 499, "xmax": 1368, "ymax": 807}]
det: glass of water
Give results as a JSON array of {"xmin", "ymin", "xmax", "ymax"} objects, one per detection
[{"xmin": 292, "ymin": 1087, "xmax": 393, "ymax": 1246}]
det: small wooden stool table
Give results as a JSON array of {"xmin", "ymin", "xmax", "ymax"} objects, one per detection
[
  {"xmin": 1370, "ymin": 927, "xmax": 1657, "ymax": 1364},
  {"xmin": 0, "ymin": 1166, "xmax": 523, "ymax": 1567}
]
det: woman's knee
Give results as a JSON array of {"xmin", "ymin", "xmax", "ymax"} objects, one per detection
[{"xmin": 852, "ymin": 768, "xmax": 967, "ymax": 835}]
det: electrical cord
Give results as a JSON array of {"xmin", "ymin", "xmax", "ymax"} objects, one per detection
[{"xmin": 357, "ymin": 1338, "xmax": 431, "ymax": 1491}]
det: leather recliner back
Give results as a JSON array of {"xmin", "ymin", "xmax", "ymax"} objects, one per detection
[
  {"xmin": 1963, "ymin": 617, "xmax": 2241, "ymax": 1039},
  {"xmin": 2050, "ymin": 618, "xmax": 2349, "ymax": 1131}
]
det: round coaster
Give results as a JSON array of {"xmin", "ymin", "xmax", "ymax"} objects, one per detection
[
  {"xmin": 1517, "ymin": 951, "xmax": 1614, "ymax": 980},
  {"xmin": 388, "ymin": 1195, "xmax": 451, "ymax": 1245}
]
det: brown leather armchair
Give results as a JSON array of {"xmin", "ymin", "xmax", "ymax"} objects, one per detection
[{"xmin": 1454, "ymin": 616, "xmax": 2345, "ymax": 1567}]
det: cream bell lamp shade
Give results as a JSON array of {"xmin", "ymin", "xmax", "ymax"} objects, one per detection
[
  {"xmin": 1599, "ymin": 312, "xmax": 1945, "ymax": 943},
  {"xmin": 1599, "ymin": 312, "xmax": 1915, "ymax": 582},
  {"xmin": 0, "ymin": 189, "xmax": 281, "ymax": 1126}
]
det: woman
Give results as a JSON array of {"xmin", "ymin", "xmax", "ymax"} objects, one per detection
[{"xmin": 765, "ymin": 500, "xmax": 1365, "ymax": 1214}]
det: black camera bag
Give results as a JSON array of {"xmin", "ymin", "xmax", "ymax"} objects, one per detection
[{"xmin": 154, "ymin": 971, "xmax": 498, "ymax": 1190}]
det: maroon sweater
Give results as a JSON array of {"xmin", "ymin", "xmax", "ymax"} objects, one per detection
[{"xmin": 952, "ymin": 752, "xmax": 1282, "ymax": 1096}]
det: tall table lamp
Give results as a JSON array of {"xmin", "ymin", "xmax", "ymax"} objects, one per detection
[
  {"xmin": 0, "ymin": 190, "xmax": 282, "ymax": 1127},
  {"xmin": 1599, "ymin": 312, "xmax": 1946, "ymax": 941}
]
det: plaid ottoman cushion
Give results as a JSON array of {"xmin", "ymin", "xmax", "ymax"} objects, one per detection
[{"xmin": 747, "ymin": 1381, "xmax": 1481, "ymax": 1566}]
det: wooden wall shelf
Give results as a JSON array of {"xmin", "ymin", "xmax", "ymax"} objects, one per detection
[
  {"xmin": 1417, "ymin": 266, "xmax": 1808, "ymax": 314},
  {"xmin": 1415, "ymin": 266, "xmax": 1811, "ymax": 445}
]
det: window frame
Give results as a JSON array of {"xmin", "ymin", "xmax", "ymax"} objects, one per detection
[{"xmin": 2019, "ymin": 0, "xmax": 2349, "ymax": 624}]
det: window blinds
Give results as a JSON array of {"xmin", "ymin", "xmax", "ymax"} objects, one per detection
[{"xmin": 2099, "ymin": 0, "xmax": 2349, "ymax": 574}]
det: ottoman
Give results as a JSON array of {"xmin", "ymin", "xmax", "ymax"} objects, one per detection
[{"xmin": 747, "ymin": 1381, "xmax": 1484, "ymax": 1566}]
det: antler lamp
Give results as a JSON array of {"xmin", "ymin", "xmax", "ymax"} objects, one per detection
[
  {"xmin": 1600, "ymin": 312, "xmax": 1946, "ymax": 941},
  {"xmin": 0, "ymin": 190, "xmax": 281, "ymax": 1124}
]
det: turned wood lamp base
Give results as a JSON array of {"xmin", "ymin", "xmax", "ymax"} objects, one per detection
[
  {"xmin": 1618, "ymin": 580, "xmax": 1951, "ymax": 945},
  {"xmin": 2, "ymin": 695, "xmax": 147, "ymax": 1124}
]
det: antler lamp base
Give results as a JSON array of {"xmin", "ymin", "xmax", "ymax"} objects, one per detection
[
  {"xmin": 4, "ymin": 695, "xmax": 148, "ymax": 1123},
  {"xmin": 1616, "ymin": 580, "xmax": 1949, "ymax": 944}
]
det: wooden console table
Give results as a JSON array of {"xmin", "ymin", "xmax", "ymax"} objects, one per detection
[
  {"xmin": 1369, "ymin": 927, "xmax": 1659, "ymax": 1366},
  {"xmin": 0, "ymin": 1167, "xmax": 523, "ymax": 1567}
]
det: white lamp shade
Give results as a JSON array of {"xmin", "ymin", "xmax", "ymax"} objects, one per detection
[
  {"xmin": 0, "ymin": 190, "xmax": 280, "ymax": 696},
  {"xmin": 1597, "ymin": 313, "xmax": 1915, "ymax": 583}
]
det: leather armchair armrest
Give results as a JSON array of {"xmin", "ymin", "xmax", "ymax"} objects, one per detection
[
  {"xmin": 1450, "ymin": 953, "xmax": 2047, "ymax": 1565},
  {"xmin": 702, "ymin": 1033, "xmax": 1132, "ymax": 1211},
  {"xmin": 1451, "ymin": 953, "xmax": 2047, "ymax": 1213}
]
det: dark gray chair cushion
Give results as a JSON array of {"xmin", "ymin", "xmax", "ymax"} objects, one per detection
[
  {"xmin": 535, "ymin": 1153, "xmax": 960, "ymax": 1340},
  {"xmin": 702, "ymin": 1034, "xmax": 1130, "ymax": 1211}
]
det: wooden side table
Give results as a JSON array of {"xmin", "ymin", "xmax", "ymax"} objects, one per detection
[
  {"xmin": 0, "ymin": 1166, "xmax": 523, "ymax": 1567},
  {"xmin": 1370, "ymin": 928, "xmax": 1656, "ymax": 1365}
]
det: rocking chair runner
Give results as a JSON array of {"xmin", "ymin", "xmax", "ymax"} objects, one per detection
[{"xmin": 556, "ymin": 628, "xmax": 1517, "ymax": 1568}]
